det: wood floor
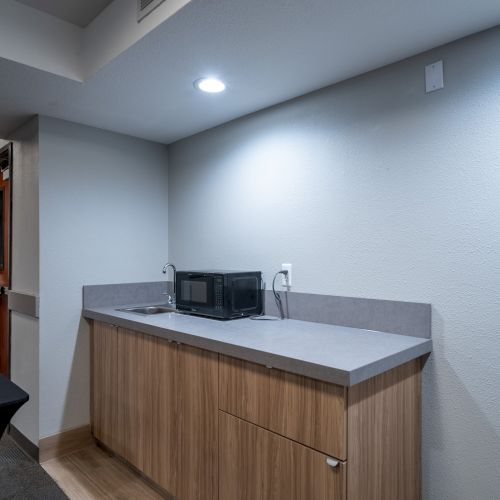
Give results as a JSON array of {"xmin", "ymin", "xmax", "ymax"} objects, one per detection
[{"xmin": 42, "ymin": 444, "xmax": 165, "ymax": 499}]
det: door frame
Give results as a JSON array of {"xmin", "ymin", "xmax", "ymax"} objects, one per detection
[{"xmin": 0, "ymin": 142, "xmax": 13, "ymax": 376}]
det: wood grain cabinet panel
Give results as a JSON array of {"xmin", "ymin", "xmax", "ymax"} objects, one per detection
[
  {"xmin": 116, "ymin": 328, "xmax": 157, "ymax": 470},
  {"xmin": 347, "ymin": 360, "xmax": 421, "ymax": 500},
  {"xmin": 178, "ymin": 344, "xmax": 219, "ymax": 500},
  {"xmin": 92, "ymin": 321, "xmax": 118, "ymax": 450},
  {"xmin": 269, "ymin": 368, "xmax": 347, "ymax": 459},
  {"xmin": 219, "ymin": 411, "xmax": 346, "ymax": 500},
  {"xmin": 115, "ymin": 328, "xmax": 179, "ymax": 495},
  {"xmin": 219, "ymin": 355, "xmax": 347, "ymax": 459},
  {"xmin": 219, "ymin": 354, "xmax": 271, "ymax": 423},
  {"xmin": 149, "ymin": 337, "xmax": 178, "ymax": 495}
]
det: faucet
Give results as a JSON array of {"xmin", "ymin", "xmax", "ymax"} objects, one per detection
[{"xmin": 162, "ymin": 262, "xmax": 177, "ymax": 306}]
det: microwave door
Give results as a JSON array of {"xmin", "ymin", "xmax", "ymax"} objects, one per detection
[
  {"xmin": 231, "ymin": 276, "xmax": 261, "ymax": 313},
  {"xmin": 178, "ymin": 274, "xmax": 215, "ymax": 310}
]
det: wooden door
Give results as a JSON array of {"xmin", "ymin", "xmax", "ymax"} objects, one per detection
[
  {"xmin": 147, "ymin": 336, "xmax": 178, "ymax": 495},
  {"xmin": 116, "ymin": 328, "xmax": 157, "ymax": 469},
  {"xmin": 177, "ymin": 344, "xmax": 219, "ymax": 500},
  {"xmin": 219, "ymin": 412, "xmax": 346, "ymax": 500},
  {"xmin": 92, "ymin": 321, "xmax": 118, "ymax": 449},
  {"xmin": 0, "ymin": 145, "xmax": 11, "ymax": 376},
  {"xmin": 93, "ymin": 325, "xmax": 178, "ymax": 497}
]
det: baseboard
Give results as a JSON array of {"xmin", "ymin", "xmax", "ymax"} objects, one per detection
[
  {"xmin": 39, "ymin": 424, "xmax": 93, "ymax": 463},
  {"xmin": 8, "ymin": 424, "xmax": 39, "ymax": 461}
]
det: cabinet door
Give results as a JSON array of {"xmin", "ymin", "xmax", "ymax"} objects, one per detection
[
  {"xmin": 92, "ymin": 321, "xmax": 118, "ymax": 449},
  {"xmin": 177, "ymin": 344, "xmax": 218, "ymax": 500},
  {"xmin": 149, "ymin": 337, "xmax": 178, "ymax": 495},
  {"xmin": 116, "ymin": 328, "xmax": 157, "ymax": 470},
  {"xmin": 219, "ymin": 411, "xmax": 346, "ymax": 500}
]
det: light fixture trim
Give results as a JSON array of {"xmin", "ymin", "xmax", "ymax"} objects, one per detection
[{"xmin": 194, "ymin": 77, "xmax": 226, "ymax": 93}]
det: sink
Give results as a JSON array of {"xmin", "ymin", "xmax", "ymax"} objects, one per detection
[{"xmin": 117, "ymin": 305, "xmax": 177, "ymax": 315}]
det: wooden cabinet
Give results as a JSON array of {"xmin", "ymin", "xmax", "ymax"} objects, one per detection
[
  {"xmin": 219, "ymin": 411, "xmax": 345, "ymax": 500},
  {"xmin": 91, "ymin": 321, "xmax": 118, "ymax": 449},
  {"xmin": 92, "ymin": 320, "xmax": 422, "ymax": 500},
  {"xmin": 91, "ymin": 322, "xmax": 218, "ymax": 499},
  {"xmin": 347, "ymin": 360, "xmax": 421, "ymax": 500},
  {"xmin": 178, "ymin": 345, "xmax": 218, "ymax": 500},
  {"xmin": 115, "ymin": 328, "xmax": 178, "ymax": 494},
  {"xmin": 116, "ymin": 328, "xmax": 156, "ymax": 469},
  {"xmin": 219, "ymin": 354, "xmax": 347, "ymax": 459},
  {"xmin": 149, "ymin": 334, "xmax": 178, "ymax": 495},
  {"xmin": 220, "ymin": 354, "xmax": 421, "ymax": 500}
]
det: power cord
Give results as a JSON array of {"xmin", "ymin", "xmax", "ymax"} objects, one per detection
[
  {"xmin": 272, "ymin": 270, "xmax": 288, "ymax": 319},
  {"xmin": 250, "ymin": 270, "xmax": 289, "ymax": 321}
]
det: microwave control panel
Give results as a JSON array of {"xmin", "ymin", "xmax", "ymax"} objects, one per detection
[{"xmin": 215, "ymin": 276, "xmax": 224, "ymax": 309}]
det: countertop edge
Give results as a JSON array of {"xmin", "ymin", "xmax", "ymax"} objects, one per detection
[{"xmin": 348, "ymin": 340, "xmax": 432, "ymax": 385}]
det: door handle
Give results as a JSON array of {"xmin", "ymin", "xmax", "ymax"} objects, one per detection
[{"xmin": 326, "ymin": 457, "xmax": 340, "ymax": 468}]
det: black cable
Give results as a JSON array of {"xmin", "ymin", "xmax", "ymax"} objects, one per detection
[
  {"xmin": 250, "ymin": 270, "xmax": 288, "ymax": 321},
  {"xmin": 273, "ymin": 270, "xmax": 287, "ymax": 319}
]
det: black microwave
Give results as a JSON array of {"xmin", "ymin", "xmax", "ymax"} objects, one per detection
[{"xmin": 175, "ymin": 270, "xmax": 263, "ymax": 319}]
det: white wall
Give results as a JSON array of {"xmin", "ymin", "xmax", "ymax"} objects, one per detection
[
  {"xmin": 168, "ymin": 27, "xmax": 500, "ymax": 500},
  {"xmin": 0, "ymin": 0, "xmax": 82, "ymax": 80},
  {"xmin": 83, "ymin": 0, "xmax": 190, "ymax": 77},
  {"xmin": 0, "ymin": 0, "xmax": 191, "ymax": 81},
  {"xmin": 38, "ymin": 116, "xmax": 169, "ymax": 438},
  {"xmin": 9, "ymin": 117, "xmax": 40, "ymax": 444}
]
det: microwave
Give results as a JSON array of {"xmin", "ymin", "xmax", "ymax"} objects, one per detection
[{"xmin": 175, "ymin": 270, "xmax": 263, "ymax": 319}]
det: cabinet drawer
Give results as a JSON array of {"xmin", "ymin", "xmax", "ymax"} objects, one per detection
[
  {"xmin": 219, "ymin": 355, "xmax": 347, "ymax": 459},
  {"xmin": 219, "ymin": 411, "xmax": 345, "ymax": 500}
]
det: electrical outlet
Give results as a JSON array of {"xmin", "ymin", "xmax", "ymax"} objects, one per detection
[
  {"xmin": 425, "ymin": 60, "xmax": 444, "ymax": 93},
  {"xmin": 281, "ymin": 263, "xmax": 292, "ymax": 287}
]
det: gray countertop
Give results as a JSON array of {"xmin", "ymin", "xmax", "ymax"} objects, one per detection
[{"xmin": 83, "ymin": 304, "xmax": 432, "ymax": 386}]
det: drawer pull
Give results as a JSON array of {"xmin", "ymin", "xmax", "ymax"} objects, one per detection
[{"xmin": 326, "ymin": 457, "xmax": 340, "ymax": 468}]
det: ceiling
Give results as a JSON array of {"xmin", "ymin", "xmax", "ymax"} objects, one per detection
[
  {"xmin": 15, "ymin": 0, "xmax": 113, "ymax": 27},
  {"xmin": 1, "ymin": 0, "xmax": 500, "ymax": 144}
]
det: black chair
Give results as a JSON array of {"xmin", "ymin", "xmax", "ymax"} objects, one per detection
[{"xmin": 0, "ymin": 374, "xmax": 29, "ymax": 438}]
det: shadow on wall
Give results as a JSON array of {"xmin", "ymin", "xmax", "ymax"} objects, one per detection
[
  {"xmin": 422, "ymin": 308, "xmax": 500, "ymax": 500},
  {"xmin": 60, "ymin": 316, "xmax": 91, "ymax": 436}
]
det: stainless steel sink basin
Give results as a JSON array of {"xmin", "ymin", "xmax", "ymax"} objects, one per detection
[{"xmin": 117, "ymin": 305, "xmax": 177, "ymax": 315}]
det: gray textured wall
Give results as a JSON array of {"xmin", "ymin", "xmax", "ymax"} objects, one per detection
[
  {"xmin": 38, "ymin": 116, "xmax": 169, "ymax": 439},
  {"xmin": 168, "ymin": 27, "xmax": 500, "ymax": 499}
]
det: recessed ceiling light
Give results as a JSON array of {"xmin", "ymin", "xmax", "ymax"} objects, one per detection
[{"xmin": 194, "ymin": 77, "xmax": 226, "ymax": 93}]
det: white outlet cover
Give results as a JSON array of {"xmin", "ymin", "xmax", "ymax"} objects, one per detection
[
  {"xmin": 281, "ymin": 263, "xmax": 292, "ymax": 287},
  {"xmin": 425, "ymin": 60, "xmax": 444, "ymax": 93}
]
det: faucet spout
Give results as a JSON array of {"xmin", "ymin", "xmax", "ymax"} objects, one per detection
[{"xmin": 162, "ymin": 262, "xmax": 177, "ymax": 306}]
